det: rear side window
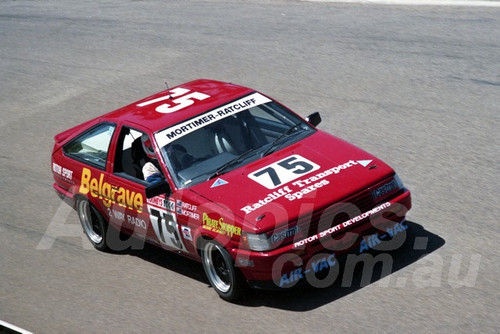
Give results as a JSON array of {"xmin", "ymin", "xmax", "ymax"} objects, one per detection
[{"xmin": 63, "ymin": 123, "xmax": 116, "ymax": 169}]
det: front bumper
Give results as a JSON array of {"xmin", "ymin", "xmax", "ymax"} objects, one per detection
[{"xmin": 231, "ymin": 189, "xmax": 412, "ymax": 289}]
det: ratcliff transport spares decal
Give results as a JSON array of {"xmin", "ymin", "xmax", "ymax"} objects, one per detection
[{"xmin": 242, "ymin": 159, "xmax": 360, "ymax": 214}]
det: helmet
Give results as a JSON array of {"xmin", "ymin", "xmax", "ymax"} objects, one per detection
[{"xmin": 141, "ymin": 134, "xmax": 156, "ymax": 159}]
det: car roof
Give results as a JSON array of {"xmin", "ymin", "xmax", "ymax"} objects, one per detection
[{"xmin": 102, "ymin": 79, "xmax": 255, "ymax": 133}]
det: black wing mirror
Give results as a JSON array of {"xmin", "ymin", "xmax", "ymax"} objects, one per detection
[
  {"xmin": 145, "ymin": 180, "xmax": 172, "ymax": 198},
  {"xmin": 305, "ymin": 112, "xmax": 322, "ymax": 127}
]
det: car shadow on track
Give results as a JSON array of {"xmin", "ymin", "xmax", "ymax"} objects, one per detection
[
  {"xmin": 121, "ymin": 240, "xmax": 210, "ymax": 286},
  {"xmin": 239, "ymin": 220, "xmax": 445, "ymax": 310},
  {"xmin": 119, "ymin": 220, "xmax": 444, "ymax": 309}
]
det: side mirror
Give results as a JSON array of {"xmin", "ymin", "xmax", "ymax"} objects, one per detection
[
  {"xmin": 305, "ymin": 112, "xmax": 322, "ymax": 127},
  {"xmin": 145, "ymin": 180, "xmax": 171, "ymax": 198}
]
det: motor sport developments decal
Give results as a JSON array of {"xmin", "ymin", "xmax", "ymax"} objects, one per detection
[
  {"xmin": 293, "ymin": 202, "xmax": 391, "ymax": 248},
  {"xmin": 155, "ymin": 92, "xmax": 271, "ymax": 148},
  {"xmin": 242, "ymin": 159, "xmax": 361, "ymax": 214},
  {"xmin": 79, "ymin": 167, "xmax": 144, "ymax": 212},
  {"xmin": 278, "ymin": 220, "xmax": 408, "ymax": 288}
]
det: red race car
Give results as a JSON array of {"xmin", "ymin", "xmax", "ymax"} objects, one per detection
[{"xmin": 51, "ymin": 79, "xmax": 411, "ymax": 301}]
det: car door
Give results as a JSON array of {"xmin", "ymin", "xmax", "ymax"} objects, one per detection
[
  {"xmin": 104, "ymin": 124, "xmax": 153, "ymax": 242},
  {"xmin": 107, "ymin": 124, "xmax": 189, "ymax": 253}
]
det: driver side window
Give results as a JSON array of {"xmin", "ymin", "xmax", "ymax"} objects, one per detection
[{"xmin": 114, "ymin": 127, "xmax": 152, "ymax": 181}]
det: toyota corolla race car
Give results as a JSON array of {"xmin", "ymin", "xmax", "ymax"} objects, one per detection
[{"xmin": 51, "ymin": 79, "xmax": 411, "ymax": 301}]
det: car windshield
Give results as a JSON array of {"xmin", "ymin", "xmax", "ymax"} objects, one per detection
[{"xmin": 156, "ymin": 93, "xmax": 315, "ymax": 188}]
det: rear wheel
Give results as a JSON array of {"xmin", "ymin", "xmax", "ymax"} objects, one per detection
[
  {"xmin": 77, "ymin": 198, "xmax": 108, "ymax": 251},
  {"xmin": 201, "ymin": 240, "xmax": 247, "ymax": 301}
]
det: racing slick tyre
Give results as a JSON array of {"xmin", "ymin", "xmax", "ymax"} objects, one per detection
[
  {"xmin": 77, "ymin": 198, "xmax": 109, "ymax": 251},
  {"xmin": 201, "ymin": 240, "xmax": 247, "ymax": 302}
]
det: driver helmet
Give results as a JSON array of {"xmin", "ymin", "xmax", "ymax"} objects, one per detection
[{"xmin": 141, "ymin": 134, "xmax": 156, "ymax": 159}]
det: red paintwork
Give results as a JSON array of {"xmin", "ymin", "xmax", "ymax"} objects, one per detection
[
  {"xmin": 190, "ymin": 131, "xmax": 395, "ymax": 229},
  {"xmin": 51, "ymin": 79, "xmax": 411, "ymax": 287},
  {"xmin": 107, "ymin": 79, "xmax": 253, "ymax": 131}
]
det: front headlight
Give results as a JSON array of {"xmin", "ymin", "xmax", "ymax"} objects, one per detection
[{"xmin": 242, "ymin": 232, "xmax": 272, "ymax": 252}]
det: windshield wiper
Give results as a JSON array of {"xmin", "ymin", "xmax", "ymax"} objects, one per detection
[
  {"xmin": 262, "ymin": 121, "xmax": 304, "ymax": 157},
  {"xmin": 207, "ymin": 147, "xmax": 262, "ymax": 180}
]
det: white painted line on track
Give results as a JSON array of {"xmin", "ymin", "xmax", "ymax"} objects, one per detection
[
  {"xmin": 304, "ymin": 0, "xmax": 500, "ymax": 6},
  {"xmin": 0, "ymin": 320, "xmax": 34, "ymax": 334}
]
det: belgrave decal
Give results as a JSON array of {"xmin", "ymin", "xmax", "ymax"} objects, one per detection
[{"xmin": 79, "ymin": 167, "xmax": 143, "ymax": 212}]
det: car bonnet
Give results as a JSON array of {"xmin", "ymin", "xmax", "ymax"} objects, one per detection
[{"xmin": 188, "ymin": 131, "xmax": 395, "ymax": 233}]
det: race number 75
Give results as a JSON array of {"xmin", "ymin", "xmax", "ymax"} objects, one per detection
[
  {"xmin": 148, "ymin": 206, "xmax": 186, "ymax": 251},
  {"xmin": 248, "ymin": 155, "xmax": 320, "ymax": 189},
  {"xmin": 136, "ymin": 87, "xmax": 210, "ymax": 113}
]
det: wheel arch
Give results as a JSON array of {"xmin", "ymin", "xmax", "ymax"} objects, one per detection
[
  {"xmin": 74, "ymin": 194, "xmax": 108, "ymax": 221},
  {"xmin": 194, "ymin": 232, "xmax": 212, "ymax": 257}
]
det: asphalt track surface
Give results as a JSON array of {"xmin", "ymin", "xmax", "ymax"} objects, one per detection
[{"xmin": 1, "ymin": 1, "xmax": 499, "ymax": 333}]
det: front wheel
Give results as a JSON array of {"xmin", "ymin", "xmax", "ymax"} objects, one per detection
[
  {"xmin": 77, "ymin": 198, "xmax": 108, "ymax": 251},
  {"xmin": 201, "ymin": 240, "xmax": 247, "ymax": 301}
]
